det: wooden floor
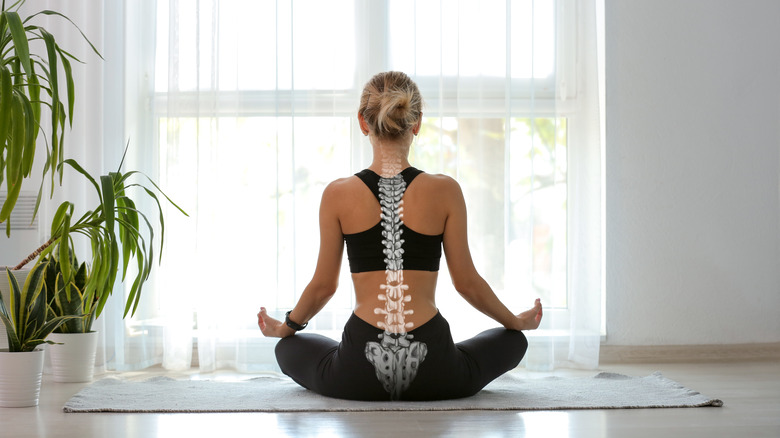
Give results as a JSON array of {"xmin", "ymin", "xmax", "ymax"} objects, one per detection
[{"xmin": 2, "ymin": 360, "xmax": 778, "ymax": 437}]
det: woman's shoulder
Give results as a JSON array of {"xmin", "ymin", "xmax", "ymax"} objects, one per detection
[
  {"xmin": 321, "ymin": 174, "xmax": 371, "ymax": 204},
  {"xmin": 325, "ymin": 175, "xmax": 356, "ymax": 189},
  {"xmin": 416, "ymin": 171, "xmax": 462, "ymax": 195}
]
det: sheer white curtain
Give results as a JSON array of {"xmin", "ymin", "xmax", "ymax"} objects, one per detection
[
  {"xmin": 115, "ymin": 0, "xmax": 603, "ymax": 372},
  {"xmin": 10, "ymin": 0, "xmax": 147, "ymax": 374}
]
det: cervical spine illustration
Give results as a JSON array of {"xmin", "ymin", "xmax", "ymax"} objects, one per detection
[{"xmin": 364, "ymin": 160, "xmax": 428, "ymax": 400}]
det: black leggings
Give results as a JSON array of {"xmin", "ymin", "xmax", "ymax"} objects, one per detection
[{"xmin": 275, "ymin": 312, "xmax": 528, "ymax": 401}]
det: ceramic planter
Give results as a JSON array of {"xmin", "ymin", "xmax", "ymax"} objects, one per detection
[
  {"xmin": 0, "ymin": 268, "xmax": 32, "ymax": 351},
  {"xmin": 46, "ymin": 331, "xmax": 99, "ymax": 383},
  {"xmin": 0, "ymin": 348, "xmax": 45, "ymax": 407}
]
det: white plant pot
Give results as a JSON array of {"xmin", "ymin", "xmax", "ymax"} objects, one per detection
[
  {"xmin": 0, "ymin": 348, "xmax": 45, "ymax": 407},
  {"xmin": 46, "ymin": 332, "xmax": 99, "ymax": 383},
  {"xmin": 0, "ymin": 268, "xmax": 32, "ymax": 351}
]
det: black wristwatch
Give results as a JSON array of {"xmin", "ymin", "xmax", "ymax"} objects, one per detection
[{"xmin": 285, "ymin": 310, "xmax": 308, "ymax": 331}]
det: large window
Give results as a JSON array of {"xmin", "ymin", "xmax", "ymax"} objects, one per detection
[{"xmin": 121, "ymin": 0, "xmax": 602, "ymax": 371}]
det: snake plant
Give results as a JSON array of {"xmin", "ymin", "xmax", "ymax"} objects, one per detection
[
  {"xmin": 42, "ymin": 251, "xmax": 92, "ymax": 333},
  {"xmin": 0, "ymin": 262, "xmax": 77, "ymax": 352}
]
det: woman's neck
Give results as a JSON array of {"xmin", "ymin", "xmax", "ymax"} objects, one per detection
[{"xmin": 370, "ymin": 140, "xmax": 412, "ymax": 177}]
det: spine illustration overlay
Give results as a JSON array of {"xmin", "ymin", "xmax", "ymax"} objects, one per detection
[{"xmin": 364, "ymin": 172, "xmax": 428, "ymax": 400}]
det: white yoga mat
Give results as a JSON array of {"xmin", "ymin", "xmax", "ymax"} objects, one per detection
[{"xmin": 63, "ymin": 371, "xmax": 723, "ymax": 413}]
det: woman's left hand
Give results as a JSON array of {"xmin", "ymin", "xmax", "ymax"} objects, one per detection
[{"xmin": 257, "ymin": 307, "xmax": 296, "ymax": 338}]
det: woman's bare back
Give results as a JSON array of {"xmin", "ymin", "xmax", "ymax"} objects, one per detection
[{"xmin": 335, "ymin": 170, "xmax": 451, "ymax": 330}]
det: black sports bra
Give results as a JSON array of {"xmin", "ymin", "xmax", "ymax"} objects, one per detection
[{"xmin": 343, "ymin": 167, "xmax": 443, "ymax": 273}]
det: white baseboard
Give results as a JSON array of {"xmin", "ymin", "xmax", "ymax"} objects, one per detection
[{"xmin": 599, "ymin": 342, "xmax": 780, "ymax": 364}]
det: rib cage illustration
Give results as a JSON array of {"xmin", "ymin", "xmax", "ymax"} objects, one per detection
[{"xmin": 364, "ymin": 173, "xmax": 428, "ymax": 400}]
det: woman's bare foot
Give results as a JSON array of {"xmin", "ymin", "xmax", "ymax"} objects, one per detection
[{"xmin": 516, "ymin": 298, "xmax": 543, "ymax": 330}]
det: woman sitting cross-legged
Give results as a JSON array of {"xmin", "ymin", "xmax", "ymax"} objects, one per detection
[{"xmin": 257, "ymin": 71, "xmax": 542, "ymax": 401}]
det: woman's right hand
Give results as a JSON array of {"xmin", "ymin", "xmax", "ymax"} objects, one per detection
[
  {"xmin": 257, "ymin": 307, "xmax": 296, "ymax": 338},
  {"xmin": 515, "ymin": 298, "xmax": 543, "ymax": 331}
]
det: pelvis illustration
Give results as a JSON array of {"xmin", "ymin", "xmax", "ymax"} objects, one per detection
[{"xmin": 365, "ymin": 333, "xmax": 428, "ymax": 400}]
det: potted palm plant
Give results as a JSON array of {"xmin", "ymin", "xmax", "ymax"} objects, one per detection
[
  {"xmin": 0, "ymin": 0, "xmax": 101, "ymax": 234},
  {"xmin": 25, "ymin": 146, "xmax": 187, "ymax": 382},
  {"xmin": 0, "ymin": 262, "xmax": 76, "ymax": 407},
  {"xmin": 1, "ymin": 0, "xmax": 100, "ymax": 348}
]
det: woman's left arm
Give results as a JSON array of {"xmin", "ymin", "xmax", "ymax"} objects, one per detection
[{"xmin": 257, "ymin": 181, "xmax": 345, "ymax": 338}]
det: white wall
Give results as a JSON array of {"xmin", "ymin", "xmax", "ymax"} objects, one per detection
[{"xmin": 606, "ymin": 0, "xmax": 780, "ymax": 345}]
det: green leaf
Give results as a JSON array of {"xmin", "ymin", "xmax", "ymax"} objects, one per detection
[
  {"xmin": 58, "ymin": 48, "xmax": 75, "ymax": 127},
  {"xmin": 56, "ymin": 100, "xmax": 66, "ymax": 170},
  {"xmin": 133, "ymin": 171, "xmax": 190, "ymax": 216},
  {"xmin": 56, "ymin": 270, "xmax": 71, "ymax": 303},
  {"xmin": 40, "ymin": 29, "xmax": 60, "ymax": 186},
  {"xmin": 40, "ymin": 29, "xmax": 59, "ymax": 101},
  {"xmin": 0, "ymin": 311, "xmax": 21, "ymax": 352},
  {"xmin": 31, "ymin": 146, "xmax": 52, "ymax": 225},
  {"xmin": 83, "ymin": 306, "xmax": 97, "ymax": 332},
  {"xmin": 94, "ymin": 290, "xmax": 110, "ymax": 319},
  {"xmin": 30, "ymin": 269, "xmax": 48, "ymax": 339},
  {"xmin": 50, "ymin": 201, "xmax": 72, "ymax": 237},
  {"xmin": 107, "ymin": 236, "xmax": 119, "ymax": 305},
  {"xmin": 5, "ymin": 11, "xmax": 32, "ymax": 78},
  {"xmin": 92, "ymin": 237, "xmax": 111, "ymax": 319},
  {"xmin": 118, "ymin": 198, "xmax": 135, "ymax": 276},
  {"xmin": 0, "ymin": 171, "xmax": 21, "ymax": 229},
  {"xmin": 58, "ymin": 213, "xmax": 72, "ymax": 283},
  {"xmin": 74, "ymin": 262, "xmax": 87, "ymax": 290},
  {"xmin": 18, "ymin": 90, "xmax": 36, "ymax": 177},
  {"xmin": 6, "ymin": 93, "xmax": 25, "ymax": 185},
  {"xmin": 117, "ymin": 139, "xmax": 131, "ymax": 172},
  {"xmin": 100, "ymin": 174, "xmax": 115, "ymax": 236},
  {"xmin": 0, "ymin": 11, "xmax": 6, "ymax": 48},
  {"xmin": 0, "ymin": 269, "xmax": 20, "ymax": 349},
  {"xmin": 124, "ymin": 250, "xmax": 147, "ymax": 318},
  {"xmin": 28, "ymin": 62, "xmax": 41, "ymax": 134},
  {"xmin": 53, "ymin": 273, "xmax": 85, "ymax": 333},
  {"xmin": 60, "ymin": 159, "xmax": 101, "ymax": 197},
  {"xmin": 79, "ymin": 235, "xmax": 100, "ymax": 317},
  {"xmin": 19, "ymin": 262, "xmax": 47, "ymax": 341},
  {"xmin": 140, "ymin": 187, "xmax": 167, "ymax": 261},
  {"xmin": 0, "ymin": 64, "xmax": 12, "ymax": 150},
  {"xmin": 7, "ymin": 266, "xmax": 23, "ymax": 329},
  {"xmin": 29, "ymin": 10, "xmax": 103, "ymax": 60}
]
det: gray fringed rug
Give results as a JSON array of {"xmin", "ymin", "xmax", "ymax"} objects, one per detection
[{"xmin": 63, "ymin": 371, "xmax": 722, "ymax": 413}]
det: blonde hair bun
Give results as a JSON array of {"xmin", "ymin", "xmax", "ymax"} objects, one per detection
[{"xmin": 359, "ymin": 72, "xmax": 422, "ymax": 139}]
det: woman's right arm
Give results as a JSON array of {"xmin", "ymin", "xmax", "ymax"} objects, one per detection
[
  {"xmin": 257, "ymin": 179, "xmax": 346, "ymax": 338},
  {"xmin": 439, "ymin": 177, "xmax": 542, "ymax": 331}
]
